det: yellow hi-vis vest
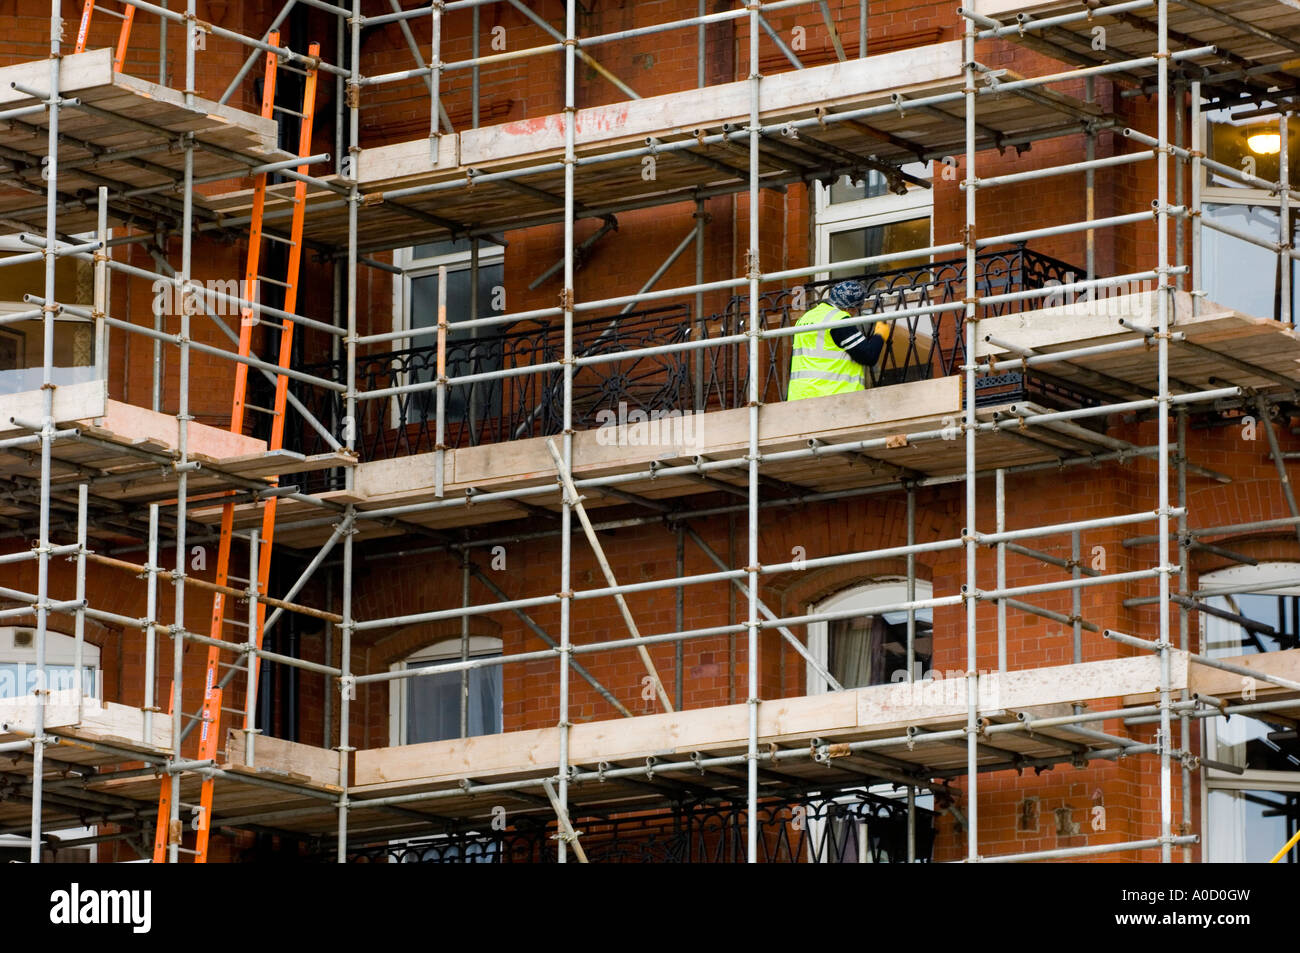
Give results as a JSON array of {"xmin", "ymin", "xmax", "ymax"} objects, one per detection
[{"xmin": 788, "ymin": 301, "xmax": 875, "ymax": 401}]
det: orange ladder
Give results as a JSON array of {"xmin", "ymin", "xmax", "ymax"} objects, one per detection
[
  {"xmin": 151, "ymin": 34, "xmax": 320, "ymax": 863},
  {"xmin": 74, "ymin": 0, "xmax": 136, "ymax": 73}
]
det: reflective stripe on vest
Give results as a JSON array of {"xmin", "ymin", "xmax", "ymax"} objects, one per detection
[{"xmin": 787, "ymin": 301, "xmax": 867, "ymax": 401}]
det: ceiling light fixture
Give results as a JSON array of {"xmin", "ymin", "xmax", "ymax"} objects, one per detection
[{"xmin": 1247, "ymin": 131, "xmax": 1282, "ymax": 155}]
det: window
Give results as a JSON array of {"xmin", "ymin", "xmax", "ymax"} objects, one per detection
[
  {"xmin": 801, "ymin": 576, "xmax": 937, "ymax": 862},
  {"xmin": 0, "ymin": 627, "xmax": 100, "ymax": 862},
  {"xmin": 815, "ymin": 168, "xmax": 933, "ymax": 281},
  {"xmin": 1201, "ymin": 107, "xmax": 1300, "ymax": 321},
  {"xmin": 0, "ymin": 626, "xmax": 99, "ymax": 700},
  {"xmin": 1198, "ymin": 563, "xmax": 1300, "ymax": 863},
  {"xmin": 388, "ymin": 636, "xmax": 503, "ymax": 745},
  {"xmin": 391, "ymin": 240, "xmax": 506, "ymax": 429},
  {"xmin": 813, "ymin": 169, "xmax": 937, "ymax": 386},
  {"xmin": 806, "ymin": 580, "xmax": 934, "ymax": 694},
  {"xmin": 0, "ymin": 234, "xmax": 100, "ymax": 395}
]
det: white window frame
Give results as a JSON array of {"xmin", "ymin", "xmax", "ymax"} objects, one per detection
[
  {"xmin": 1200, "ymin": 106, "xmax": 1292, "ymax": 209},
  {"xmin": 387, "ymin": 635, "xmax": 503, "ymax": 746},
  {"xmin": 806, "ymin": 579, "xmax": 933, "ymax": 696},
  {"xmin": 390, "ymin": 243, "xmax": 505, "ymax": 429},
  {"xmin": 813, "ymin": 170, "xmax": 934, "ymax": 284},
  {"xmin": 1197, "ymin": 107, "xmax": 1298, "ymax": 321},
  {"xmin": 1197, "ymin": 563, "xmax": 1300, "ymax": 862}
]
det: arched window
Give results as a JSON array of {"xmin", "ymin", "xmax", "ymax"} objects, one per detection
[
  {"xmin": 806, "ymin": 579, "xmax": 933, "ymax": 695},
  {"xmin": 1199, "ymin": 563, "xmax": 1300, "ymax": 863},
  {"xmin": 388, "ymin": 636, "xmax": 503, "ymax": 745}
]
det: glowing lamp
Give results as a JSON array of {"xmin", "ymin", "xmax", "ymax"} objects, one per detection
[{"xmin": 1247, "ymin": 131, "xmax": 1282, "ymax": 155}]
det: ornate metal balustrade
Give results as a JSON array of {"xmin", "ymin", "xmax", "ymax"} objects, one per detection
[
  {"xmin": 339, "ymin": 789, "xmax": 937, "ymax": 864},
  {"xmin": 702, "ymin": 244, "xmax": 1078, "ymax": 409},
  {"xmin": 291, "ymin": 244, "xmax": 1080, "ymax": 487}
]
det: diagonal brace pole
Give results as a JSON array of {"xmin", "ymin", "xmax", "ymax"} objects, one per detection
[
  {"xmin": 1255, "ymin": 397, "xmax": 1300, "ymax": 548},
  {"xmin": 680, "ymin": 524, "xmax": 844, "ymax": 692},
  {"xmin": 545, "ymin": 438, "xmax": 673, "ymax": 712},
  {"xmin": 471, "ymin": 565, "xmax": 633, "ymax": 718},
  {"xmin": 541, "ymin": 778, "xmax": 588, "ymax": 862}
]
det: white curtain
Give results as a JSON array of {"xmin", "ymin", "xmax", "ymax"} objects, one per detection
[
  {"xmin": 1206, "ymin": 790, "xmax": 1248, "ymax": 863},
  {"xmin": 406, "ymin": 658, "xmax": 503, "ymax": 744},
  {"xmin": 828, "ymin": 615, "xmax": 886, "ymax": 689}
]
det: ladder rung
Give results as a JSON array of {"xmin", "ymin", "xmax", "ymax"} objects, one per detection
[
  {"xmin": 256, "ymin": 274, "xmax": 292, "ymax": 288},
  {"xmin": 221, "ymin": 706, "xmax": 246, "ymax": 716},
  {"xmin": 262, "ymin": 232, "xmax": 296, "ymax": 246},
  {"xmin": 96, "ymin": 6, "xmax": 128, "ymax": 17},
  {"xmin": 278, "ymin": 64, "xmax": 314, "ymax": 78},
  {"xmin": 272, "ymin": 105, "xmax": 307, "ymax": 119},
  {"xmin": 243, "ymin": 403, "xmax": 282, "ymax": 416},
  {"xmin": 224, "ymin": 618, "xmax": 250, "ymax": 628}
]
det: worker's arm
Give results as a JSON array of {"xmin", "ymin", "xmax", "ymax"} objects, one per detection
[{"xmin": 830, "ymin": 321, "xmax": 885, "ymax": 366}]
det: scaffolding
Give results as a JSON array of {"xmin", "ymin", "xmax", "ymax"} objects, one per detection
[{"xmin": 1, "ymin": 0, "xmax": 1299, "ymax": 863}]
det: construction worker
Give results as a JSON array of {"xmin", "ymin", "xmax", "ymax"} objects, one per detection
[{"xmin": 787, "ymin": 279, "xmax": 886, "ymax": 400}]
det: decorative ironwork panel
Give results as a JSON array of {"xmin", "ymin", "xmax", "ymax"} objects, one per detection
[
  {"xmin": 341, "ymin": 789, "xmax": 937, "ymax": 864},
  {"xmin": 290, "ymin": 244, "xmax": 1081, "ymax": 487}
]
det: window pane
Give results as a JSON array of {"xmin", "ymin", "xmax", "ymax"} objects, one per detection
[
  {"xmin": 829, "ymin": 172, "xmax": 893, "ymax": 203},
  {"xmin": 828, "ymin": 608, "xmax": 933, "ymax": 689},
  {"xmin": 1204, "ymin": 593, "xmax": 1300, "ymax": 775},
  {"xmin": 828, "ymin": 217, "xmax": 929, "ymax": 277},
  {"xmin": 405, "ymin": 655, "xmax": 502, "ymax": 744},
  {"xmin": 0, "ymin": 321, "xmax": 96, "ymax": 396},
  {"xmin": 412, "ymin": 239, "xmax": 475, "ymax": 259},
  {"xmin": 1206, "ymin": 108, "xmax": 1300, "ymax": 190},
  {"xmin": 1202, "ymin": 204, "xmax": 1300, "ymax": 321},
  {"xmin": 1206, "ymin": 789, "xmax": 1299, "ymax": 862},
  {"xmin": 827, "ymin": 165, "xmax": 931, "ymax": 205},
  {"xmin": 0, "ymin": 663, "xmax": 96, "ymax": 699},
  {"xmin": 405, "ymin": 262, "xmax": 505, "ymax": 425}
]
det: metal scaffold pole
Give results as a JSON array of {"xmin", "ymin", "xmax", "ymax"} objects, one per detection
[
  {"xmin": 30, "ymin": 1, "xmax": 63, "ymax": 861},
  {"xmin": 962, "ymin": 11, "xmax": 980, "ymax": 864},
  {"xmin": 1190, "ymin": 80, "xmax": 1202, "ymax": 316},
  {"xmin": 338, "ymin": 0, "xmax": 364, "ymax": 863},
  {"xmin": 556, "ymin": 0, "xmax": 577, "ymax": 864},
  {"xmin": 745, "ymin": 0, "xmax": 762, "ymax": 865},
  {"xmin": 1156, "ymin": 0, "xmax": 1175, "ymax": 864},
  {"xmin": 1177, "ymin": 407, "xmax": 1192, "ymax": 862},
  {"xmin": 337, "ymin": 506, "xmax": 354, "ymax": 862},
  {"xmin": 906, "ymin": 486, "xmax": 917, "ymax": 862}
]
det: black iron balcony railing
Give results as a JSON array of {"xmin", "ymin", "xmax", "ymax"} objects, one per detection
[
  {"xmin": 291, "ymin": 244, "xmax": 1078, "ymax": 485},
  {"xmin": 703, "ymin": 243, "xmax": 1078, "ymax": 409},
  {"xmin": 338, "ymin": 789, "xmax": 937, "ymax": 863}
]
